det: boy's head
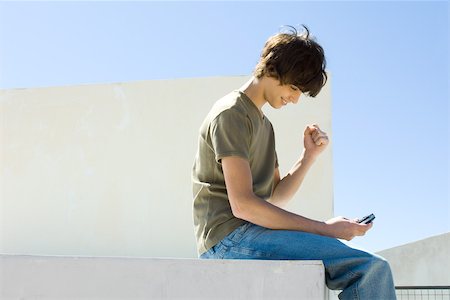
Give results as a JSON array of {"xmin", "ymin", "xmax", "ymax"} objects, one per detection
[{"xmin": 253, "ymin": 25, "xmax": 327, "ymax": 98}]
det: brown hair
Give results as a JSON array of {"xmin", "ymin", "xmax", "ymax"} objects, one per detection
[{"xmin": 253, "ymin": 25, "xmax": 327, "ymax": 97}]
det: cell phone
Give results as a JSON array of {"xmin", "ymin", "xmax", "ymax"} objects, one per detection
[{"xmin": 357, "ymin": 213, "xmax": 375, "ymax": 224}]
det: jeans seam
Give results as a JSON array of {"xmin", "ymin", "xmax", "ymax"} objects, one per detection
[
  {"xmin": 347, "ymin": 270, "xmax": 360, "ymax": 300},
  {"xmin": 229, "ymin": 245, "xmax": 273, "ymax": 258},
  {"xmin": 353, "ymin": 281, "xmax": 359, "ymax": 300}
]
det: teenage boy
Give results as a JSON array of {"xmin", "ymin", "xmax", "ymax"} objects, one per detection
[{"xmin": 192, "ymin": 25, "xmax": 396, "ymax": 299}]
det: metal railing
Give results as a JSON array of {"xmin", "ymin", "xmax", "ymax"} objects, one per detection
[
  {"xmin": 329, "ymin": 286, "xmax": 450, "ymax": 300},
  {"xmin": 395, "ymin": 286, "xmax": 450, "ymax": 300}
]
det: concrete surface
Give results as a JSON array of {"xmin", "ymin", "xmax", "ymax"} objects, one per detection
[
  {"xmin": 0, "ymin": 255, "xmax": 326, "ymax": 299},
  {"xmin": 377, "ymin": 232, "xmax": 450, "ymax": 286}
]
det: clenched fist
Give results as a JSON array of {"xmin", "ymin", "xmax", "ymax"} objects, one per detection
[{"xmin": 304, "ymin": 124, "xmax": 329, "ymax": 158}]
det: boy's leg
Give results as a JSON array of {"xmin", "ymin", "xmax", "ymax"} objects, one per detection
[{"xmin": 201, "ymin": 223, "xmax": 396, "ymax": 300}]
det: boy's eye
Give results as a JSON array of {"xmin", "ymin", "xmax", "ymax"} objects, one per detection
[{"xmin": 290, "ymin": 85, "xmax": 299, "ymax": 91}]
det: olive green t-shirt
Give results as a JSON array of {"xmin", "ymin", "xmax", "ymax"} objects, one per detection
[{"xmin": 192, "ymin": 90, "xmax": 278, "ymax": 255}]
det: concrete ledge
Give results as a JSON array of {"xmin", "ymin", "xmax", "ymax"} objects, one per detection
[{"xmin": 1, "ymin": 255, "xmax": 325, "ymax": 299}]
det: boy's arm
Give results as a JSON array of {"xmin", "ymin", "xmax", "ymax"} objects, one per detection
[
  {"xmin": 268, "ymin": 153, "xmax": 316, "ymax": 208},
  {"xmin": 222, "ymin": 156, "xmax": 371, "ymax": 241},
  {"xmin": 269, "ymin": 124, "xmax": 327, "ymax": 207},
  {"xmin": 223, "ymin": 124, "xmax": 372, "ymax": 241}
]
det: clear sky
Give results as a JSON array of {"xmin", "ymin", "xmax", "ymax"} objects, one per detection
[{"xmin": 0, "ymin": 1, "xmax": 448, "ymax": 252}]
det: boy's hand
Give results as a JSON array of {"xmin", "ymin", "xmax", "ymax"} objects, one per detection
[
  {"xmin": 324, "ymin": 216, "xmax": 373, "ymax": 241},
  {"xmin": 303, "ymin": 124, "xmax": 329, "ymax": 159}
]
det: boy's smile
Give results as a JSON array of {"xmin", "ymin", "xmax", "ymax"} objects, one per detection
[
  {"xmin": 240, "ymin": 75, "xmax": 302, "ymax": 113},
  {"xmin": 264, "ymin": 76, "xmax": 302, "ymax": 109}
]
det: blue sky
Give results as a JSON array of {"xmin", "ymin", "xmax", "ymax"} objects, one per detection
[{"xmin": 0, "ymin": 1, "xmax": 448, "ymax": 252}]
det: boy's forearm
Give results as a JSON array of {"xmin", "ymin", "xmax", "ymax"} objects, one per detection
[
  {"xmin": 268, "ymin": 152, "xmax": 317, "ymax": 207},
  {"xmin": 236, "ymin": 192, "xmax": 328, "ymax": 236}
]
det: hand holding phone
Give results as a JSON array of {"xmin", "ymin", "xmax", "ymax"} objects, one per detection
[{"xmin": 357, "ymin": 213, "xmax": 375, "ymax": 224}]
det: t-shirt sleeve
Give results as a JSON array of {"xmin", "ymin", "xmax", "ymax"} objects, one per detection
[
  {"xmin": 210, "ymin": 109, "xmax": 252, "ymax": 163},
  {"xmin": 275, "ymin": 150, "xmax": 279, "ymax": 169}
]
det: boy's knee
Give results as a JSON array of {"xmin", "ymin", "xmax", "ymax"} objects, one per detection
[{"xmin": 370, "ymin": 255, "xmax": 393, "ymax": 276}]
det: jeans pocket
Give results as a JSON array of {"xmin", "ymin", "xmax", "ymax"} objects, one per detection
[
  {"xmin": 200, "ymin": 241, "xmax": 228, "ymax": 259},
  {"xmin": 203, "ymin": 223, "xmax": 252, "ymax": 259},
  {"xmin": 224, "ymin": 222, "xmax": 251, "ymax": 246}
]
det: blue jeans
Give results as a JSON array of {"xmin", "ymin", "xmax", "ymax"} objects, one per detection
[{"xmin": 200, "ymin": 222, "xmax": 396, "ymax": 300}]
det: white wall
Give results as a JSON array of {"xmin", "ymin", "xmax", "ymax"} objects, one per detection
[
  {"xmin": 0, "ymin": 75, "xmax": 333, "ymax": 258},
  {"xmin": 377, "ymin": 232, "xmax": 450, "ymax": 286}
]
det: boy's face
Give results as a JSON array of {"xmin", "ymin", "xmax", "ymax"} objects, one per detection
[{"xmin": 264, "ymin": 76, "xmax": 302, "ymax": 109}]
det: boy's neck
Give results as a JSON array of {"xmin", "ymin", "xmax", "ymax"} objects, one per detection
[{"xmin": 240, "ymin": 76, "xmax": 267, "ymax": 113}]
